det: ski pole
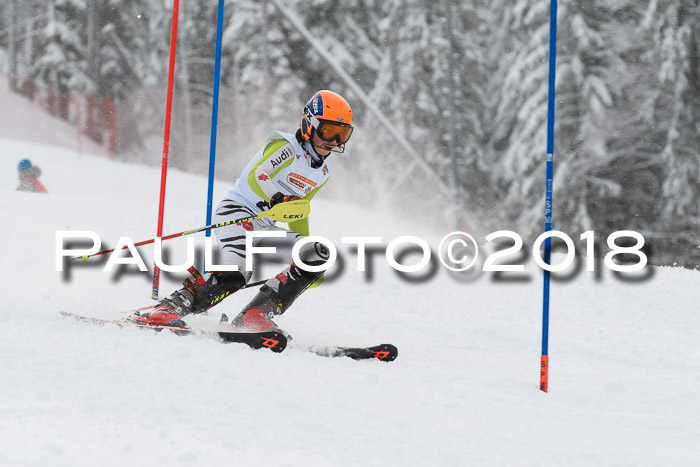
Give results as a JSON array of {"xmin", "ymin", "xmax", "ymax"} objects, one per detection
[
  {"xmin": 74, "ymin": 200, "xmax": 310, "ymax": 261},
  {"xmin": 242, "ymin": 279, "xmax": 267, "ymax": 289}
]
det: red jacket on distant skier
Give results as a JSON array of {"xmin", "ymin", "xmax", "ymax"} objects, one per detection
[{"xmin": 17, "ymin": 159, "xmax": 48, "ymax": 194}]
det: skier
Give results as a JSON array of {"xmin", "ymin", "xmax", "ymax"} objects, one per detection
[
  {"xmin": 17, "ymin": 159, "xmax": 48, "ymax": 193},
  {"xmin": 134, "ymin": 90, "xmax": 353, "ymax": 331}
]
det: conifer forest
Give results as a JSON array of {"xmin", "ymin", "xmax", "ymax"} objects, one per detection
[{"xmin": 2, "ymin": 0, "xmax": 698, "ymax": 267}]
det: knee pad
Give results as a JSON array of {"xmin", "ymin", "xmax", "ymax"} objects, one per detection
[
  {"xmin": 286, "ymin": 241, "xmax": 329, "ymax": 284},
  {"xmin": 296, "ymin": 241, "xmax": 331, "ymax": 269}
]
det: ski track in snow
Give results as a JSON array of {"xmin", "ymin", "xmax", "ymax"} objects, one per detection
[{"xmin": 1, "ymin": 137, "xmax": 699, "ymax": 466}]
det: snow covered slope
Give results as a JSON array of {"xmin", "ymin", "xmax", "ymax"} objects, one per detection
[{"xmin": 1, "ymin": 137, "xmax": 699, "ymax": 467}]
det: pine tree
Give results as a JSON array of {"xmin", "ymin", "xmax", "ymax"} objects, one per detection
[
  {"xmin": 553, "ymin": 1, "xmax": 653, "ymax": 236},
  {"xmin": 646, "ymin": 0, "xmax": 700, "ymax": 266},
  {"xmin": 32, "ymin": 0, "xmax": 91, "ymax": 118},
  {"xmin": 488, "ymin": 0, "xmax": 552, "ymax": 235},
  {"xmin": 7, "ymin": 0, "xmax": 699, "ymax": 266},
  {"xmin": 652, "ymin": 0, "xmax": 700, "ymax": 225}
]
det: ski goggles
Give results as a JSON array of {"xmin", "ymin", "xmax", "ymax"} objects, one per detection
[{"xmin": 310, "ymin": 117, "xmax": 354, "ymax": 144}]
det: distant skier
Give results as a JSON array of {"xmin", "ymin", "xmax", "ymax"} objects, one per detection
[
  {"xmin": 134, "ymin": 90, "xmax": 353, "ymax": 330},
  {"xmin": 17, "ymin": 159, "xmax": 48, "ymax": 193}
]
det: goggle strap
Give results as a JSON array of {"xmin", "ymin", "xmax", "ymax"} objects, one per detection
[{"xmin": 309, "ymin": 114, "xmax": 321, "ymax": 129}]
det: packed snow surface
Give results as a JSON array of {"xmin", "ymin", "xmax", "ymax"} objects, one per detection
[{"xmin": 1, "ymin": 115, "xmax": 698, "ymax": 465}]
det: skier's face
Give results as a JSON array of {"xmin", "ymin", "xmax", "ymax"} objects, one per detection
[{"xmin": 311, "ymin": 129, "xmax": 337, "ymax": 156}]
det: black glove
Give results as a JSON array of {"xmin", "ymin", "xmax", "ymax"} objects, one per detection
[{"xmin": 269, "ymin": 192, "xmax": 301, "ymax": 208}]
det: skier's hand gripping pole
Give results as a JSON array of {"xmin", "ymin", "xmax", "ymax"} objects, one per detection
[{"xmin": 73, "ymin": 200, "xmax": 310, "ymax": 261}]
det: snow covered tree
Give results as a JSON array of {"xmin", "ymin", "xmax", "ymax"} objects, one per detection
[
  {"xmin": 643, "ymin": 0, "xmax": 700, "ymax": 266},
  {"xmin": 4, "ymin": 0, "xmax": 699, "ymax": 265},
  {"xmin": 651, "ymin": 1, "xmax": 700, "ymax": 224},
  {"xmin": 32, "ymin": 0, "xmax": 91, "ymax": 118},
  {"xmin": 488, "ymin": 0, "xmax": 553, "ymax": 234},
  {"xmin": 553, "ymin": 1, "xmax": 659, "ymax": 236}
]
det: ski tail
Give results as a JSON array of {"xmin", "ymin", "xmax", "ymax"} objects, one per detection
[
  {"xmin": 60, "ymin": 311, "xmax": 287, "ymax": 352},
  {"xmin": 60, "ymin": 311, "xmax": 192, "ymax": 334}
]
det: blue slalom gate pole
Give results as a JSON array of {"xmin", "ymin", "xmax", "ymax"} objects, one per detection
[
  {"xmin": 540, "ymin": 0, "xmax": 557, "ymax": 393},
  {"xmin": 205, "ymin": 0, "xmax": 225, "ymax": 244}
]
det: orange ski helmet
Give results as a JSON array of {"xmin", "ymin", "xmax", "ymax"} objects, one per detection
[{"xmin": 300, "ymin": 90, "xmax": 353, "ymax": 147}]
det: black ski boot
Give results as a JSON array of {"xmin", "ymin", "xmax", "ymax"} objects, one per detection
[{"xmin": 134, "ymin": 271, "xmax": 246, "ymax": 327}]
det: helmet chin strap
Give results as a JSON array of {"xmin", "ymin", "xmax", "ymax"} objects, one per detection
[
  {"xmin": 304, "ymin": 140, "xmax": 328, "ymax": 168},
  {"xmin": 311, "ymin": 140, "xmax": 345, "ymax": 155}
]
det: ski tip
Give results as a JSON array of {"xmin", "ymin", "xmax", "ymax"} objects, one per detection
[
  {"xmin": 369, "ymin": 344, "xmax": 398, "ymax": 362},
  {"xmin": 259, "ymin": 331, "xmax": 288, "ymax": 353},
  {"xmin": 324, "ymin": 343, "xmax": 398, "ymax": 361},
  {"xmin": 217, "ymin": 328, "xmax": 288, "ymax": 353}
]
